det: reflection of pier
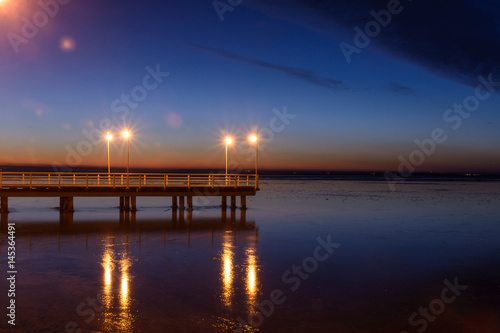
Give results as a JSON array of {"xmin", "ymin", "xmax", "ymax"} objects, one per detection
[
  {"xmin": 4, "ymin": 203, "xmax": 260, "ymax": 332},
  {"xmin": 2, "ymin": 209, "xmax": 254, "ymax": 236},
  {"xmin": 0, "ymin": 172, "xmax": 258, "ymax": 213},
  {"xmin": 96, "ymin": 221, "xmax": 259, "ymax": 332}
]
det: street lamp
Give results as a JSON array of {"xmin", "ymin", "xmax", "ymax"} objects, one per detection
[
  {"xmin": 249, "ymin": 134, "xmax": 258, "ymax": 189},
  {"xmin": 106, "ymin": 132, "xmax": 112, "ymax": 175},
  {"xmin": 122, "ymin": 129, "xmax": 130, "ymax": 186},
  {"xmin": 225, "ymin": 136, "xmax": 232, "ymax": 182},
  {"xmin": 249, "ymin": 134, "xmax": 258, "ymax": 175},
  {"xmin": 122, "ymin": 129, "xmax": 130, "ymax": 174}
]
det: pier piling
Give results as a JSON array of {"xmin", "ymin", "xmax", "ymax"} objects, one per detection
[
  {"xmin": 1, "ymin": 197, "xmax": 8, "ymax": 213},
  {"xmin": 59, "ymin": 197, "xmax": 74, "ymax": 213}
]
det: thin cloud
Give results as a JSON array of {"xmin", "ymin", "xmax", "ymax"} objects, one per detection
[
  {"xmin": 386, "ymin": 82, "xmax": 416, "ymax": 96},
  {"xmin": 249, "ymin": 0, "xmax": 500, "ymax": 88},
  {"xmin": 191, "ymin": 43, "xmax": 345, "ymax": 91}
]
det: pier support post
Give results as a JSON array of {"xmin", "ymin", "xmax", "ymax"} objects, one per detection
[
  {"xmin": 131, "ymin": 196, "xmax": 137, "ymax": 212},
  {"xmin": 60, "ymin": 197, "xmax": 74, "ymax": 212},
  {"xmin": 1, "ymin": 212, "xmax": 8, "ymax": 230},
  {"xmin": 120, "ymin": 197, "xmax": 125, "ymax": 211},
  {"xmin": 240, "ymin": 196, "xmax": 247, "ymax": 210},
  {"xmin": 1, "ymin": 197, "xmax": 8, "ymax": 213},
  {"xmin": 230, "ymin": 196, "xmax": 236, "ymax": 210},
  {"xmin": 221, "ymin": 196, "xmax": 227, "ymax": 209},
  {"xmin": 187, "ymin": 196, "xmax": 193, "ymax": 211},
  {"xmin": 172, "ymin": 196, "xmax": 178, "ymax": 210},
  {"xmin": 179, "ymin": 196, "xmax": 185, "ymax": 210}
]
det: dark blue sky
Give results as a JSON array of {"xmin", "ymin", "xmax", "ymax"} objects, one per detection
[{"xmin": 0, "ymin": 0, "xmax": 499, "ymax": 172}]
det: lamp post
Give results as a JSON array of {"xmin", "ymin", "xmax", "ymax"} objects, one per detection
[
  {"xmin": 249, "ymin": 134, "xmax": 258, "ymax": 189},
  {"xmin": 225, "ymin": 136, "xmax": 232, "ymax": 184},
  {"xmin": 122, "ymin": 129, "xmax": 130, "ymax": 186},
  {"xmin": 106, "ymin": 132, "xmax": 112, "ymax": 179},
  {"xmin": 249, "ymin": 134, "xmax": 258, "ymax": 174}
]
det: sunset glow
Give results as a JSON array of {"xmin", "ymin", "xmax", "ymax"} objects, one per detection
[{"xmin": 0, "ymin": 1, "xmax": 498, "ymax": 174}]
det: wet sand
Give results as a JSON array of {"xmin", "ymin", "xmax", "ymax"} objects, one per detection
[{"xmin": 1, "ymin": 179, "xmax": 500, "ymax": 332}]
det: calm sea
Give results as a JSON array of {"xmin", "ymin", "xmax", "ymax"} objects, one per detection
[{"xmin": 1, "ymin": 178, "xmax": 500, "ymax": 332}]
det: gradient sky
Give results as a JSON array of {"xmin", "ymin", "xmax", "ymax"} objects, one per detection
[{"xmin": 0, "ymin": 0, "xmax": 499, "ymax": 173}]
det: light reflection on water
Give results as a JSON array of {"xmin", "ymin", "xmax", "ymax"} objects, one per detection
[
  {"xmin": 0, "ymin": 208, "xmax": 260, "ymax": 332},
  {"xmin": 221, "ymin": 231, "xmax": 234, "ymax": 308},
  {"xmin": 100, "ymin": 235, "xmax": 135, "ymax": 332},
  {"xmin": 1, "ymin": 180, "xmax": 500, "ymax": 332},
  {"xmin": 219, "ymin": 228, "xmax": 260, "ymax": 311}
]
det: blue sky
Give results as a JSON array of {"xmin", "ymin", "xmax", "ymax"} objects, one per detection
[{"xmin": 0, "ymin": 0, "xmax": 499, "ymax": 173}]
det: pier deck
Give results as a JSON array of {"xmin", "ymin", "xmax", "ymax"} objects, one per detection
[{"xmin": 0, "ymin": 172, "xmax": 258, "ymax": 212}]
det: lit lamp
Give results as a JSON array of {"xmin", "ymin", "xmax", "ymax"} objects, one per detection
[
  {"xmin": 122, "ymin": 129, "xmax": 130, "ymax": 173},
  {"xmin": 106, "ymin": 132, "xmax": 113, "ymax": 175},
  {"xmin": 249, "ymin": 134, "xmax": 258, "ymax": 175},
  {"xmin": 249, "ymin": 134, "xmax": 258, "ymax": 189},
  {"xmin": 225, "ymin": 136, "xmax": 232, "ymax": 184},
  {"xmin": 122, "ymin": 129, "xmax": 131, "ymax": 186}
]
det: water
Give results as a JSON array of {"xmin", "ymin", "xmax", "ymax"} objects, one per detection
[{"xmin": 1, "ymin": 179, "xmax": 500, "ymax": 332}]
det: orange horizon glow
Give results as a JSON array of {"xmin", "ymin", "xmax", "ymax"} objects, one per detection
[{"xmin": 1, "ymin": 140, "xmax": 500, "ymax": 173}]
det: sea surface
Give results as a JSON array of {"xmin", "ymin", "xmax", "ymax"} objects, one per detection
[{"xmin": 1, "ymin": 178, "xmax": 500, "ymax": 333}]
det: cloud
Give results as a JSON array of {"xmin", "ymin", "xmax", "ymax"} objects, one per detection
[
  {"xmin": 191, "ymin": 44, "xmax": 345, "ymax": 91},
  {"xmin": 249, "ymin": 0, "xmax": 500, "ymax": 88},
  {"xmin": 386, "ymin": 82, "xmax": 416, "ymax": 96}
]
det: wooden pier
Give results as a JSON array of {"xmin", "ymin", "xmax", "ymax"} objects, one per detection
[{"xmin": 0, "ymin": 172, "xmax": 258, "ymax": 213}]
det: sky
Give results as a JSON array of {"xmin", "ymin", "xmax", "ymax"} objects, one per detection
[{"xmin": 0, "ymin": 0, "xmax": 499, "ymax": 173}]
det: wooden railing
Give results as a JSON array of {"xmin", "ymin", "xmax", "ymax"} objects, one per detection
[{"xmin": 0, "ymin": 172, "xmax": 259, "ymax": 190}]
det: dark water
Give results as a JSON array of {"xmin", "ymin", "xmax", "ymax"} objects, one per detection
[{"xmin": 1, "ymin": 179, "xmax": 500, "ymax": 332}]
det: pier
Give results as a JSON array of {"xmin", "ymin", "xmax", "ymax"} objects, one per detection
[{"xmin": 0, "ymin": 172, "xmax": 258, "ymax": 213}]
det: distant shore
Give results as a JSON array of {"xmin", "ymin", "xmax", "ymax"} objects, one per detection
[{"xmin": 0, "ymin": 165, "xmax": 499, "ymax": 182}]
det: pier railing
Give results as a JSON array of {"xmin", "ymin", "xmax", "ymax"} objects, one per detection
[{"xmin": 0, "ymin": 172, "xmax": 258, "ymax": 190}]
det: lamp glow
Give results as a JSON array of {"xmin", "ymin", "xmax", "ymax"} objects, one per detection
[
  {"xmin": 225, "ymin": 136, "xmax": 233, "ymax": 180},
  {"xmin": 249, "ymin": 134, "xmax": 258, "ymax": 187},
  {"xmin": 106, "ymin": 132, "xmax": 112, "ymax": 175},
  {"xmin": 122, "ymin": 129, "xmax": 131, "ymax": 185}
]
